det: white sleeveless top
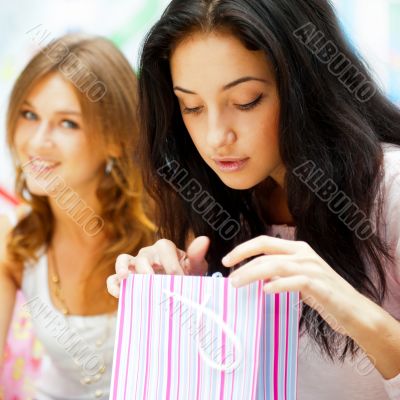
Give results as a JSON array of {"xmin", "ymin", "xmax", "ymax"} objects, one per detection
[{"xmin": 20, "ymin": 249, "xmax": 117, "ymax": 400}]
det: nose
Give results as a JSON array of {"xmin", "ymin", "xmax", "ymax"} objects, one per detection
[
  {"xmin": 30, "ymin": 120, "xmax": 54, "ymax": 149},
  {"xmin": 206, "ymin": 110, "xmax": 236, "ymax": 149}
]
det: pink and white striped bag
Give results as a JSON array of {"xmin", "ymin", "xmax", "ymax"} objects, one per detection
[{"xmin": 110, "ymin": 274, "xmax": 300, "ymax": 399}]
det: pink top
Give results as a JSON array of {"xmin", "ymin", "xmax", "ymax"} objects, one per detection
[{"xmin": 268, "ymin": 143, "xmax": 400, "ymax": 400}]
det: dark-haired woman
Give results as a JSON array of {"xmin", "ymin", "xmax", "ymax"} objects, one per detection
[{"xmin": 108, "ymin": 1, "xmax": 400, "ymax": 398}]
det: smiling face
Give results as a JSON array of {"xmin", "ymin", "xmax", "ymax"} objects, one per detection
[
  {"xmin": 13, "ymin": 72, "xmax": 106, "ymax": 199},
  {"xmin": 170, "ymin": 31, "xmax": 284, "ymax": 190}
]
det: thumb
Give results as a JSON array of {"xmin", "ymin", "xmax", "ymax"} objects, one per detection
[{"xmin": 186, "ymin": 236, "xmax": 210, "ymax": 275}]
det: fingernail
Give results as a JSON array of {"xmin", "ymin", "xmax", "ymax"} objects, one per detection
[{"xmin": 222, "ymin": 255, "xmax": 230, "ymax": 265}]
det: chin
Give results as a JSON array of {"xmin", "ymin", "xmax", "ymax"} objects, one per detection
[
  {"xmin": 25, "ymin": 183, "xmax": 50, "ymax": 197},
  {"xmin": 25, "ymin": 176, "xmax": 60, "ymax": 197},
  {"xmin": 219, "ymin": 176, "xmax": 260, "ymax": 191}
]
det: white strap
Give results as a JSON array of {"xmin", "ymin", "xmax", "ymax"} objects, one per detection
[{"xmin": 162, "ymin": 288, "xmax": 243, "ymax": 373}]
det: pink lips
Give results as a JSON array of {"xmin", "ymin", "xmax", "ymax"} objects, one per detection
[
  {"xmin": 26, "ymin": 156, "xmax": 60, "ymax": 175},
  {"xmin": 213, "ymin": 158, "xmax": 249, "ymax": 172}
]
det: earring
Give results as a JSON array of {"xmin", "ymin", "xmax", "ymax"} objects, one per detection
[{"xmin": 105, "ymin": 158, "xmax": 115, "ymax": 175}]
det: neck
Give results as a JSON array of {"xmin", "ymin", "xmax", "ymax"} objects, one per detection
[{"xmin": 255, "ymin": 178, "xmax": 295, "ymax": 226}]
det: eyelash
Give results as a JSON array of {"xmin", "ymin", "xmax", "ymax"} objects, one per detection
[
  {"xmin": 20, "ymin": 110, "xmax": 80, "ymax": 129},
  {"xmin": 236, "ymin": 94, "xmax": 264, "ymax": 111},
  {"xmin": 182, "ymin": 106, "xmax": 203, "ymax": 115},
  {"xmin": 182, "ymin": 94, "xmax": 264, "ymax": 115}
]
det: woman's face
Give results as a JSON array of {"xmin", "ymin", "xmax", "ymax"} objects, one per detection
[
  {"xmin": 170, "ymin": 31, "xmax": 284, "ymax": 190},
  {"xmin": 14, "ymin": 72, "xmax": 105, "ymax": 199}
]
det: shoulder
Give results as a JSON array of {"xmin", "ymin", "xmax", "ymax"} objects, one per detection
[
  {"xmin": 379, "ymin": 144, "xmax": 400, "ymax": 254},
  {"xmin": 0, "ymin": 205, "xmax": 30, "ymax": 287},
  {"xmin": 0, "ymin": 214, "xmax": 19, "ymax": 284},
  {"xmin": 381, "ymin": 144, "xmax": 400, "ymax": 212},
  {"xmin": 382, "ymin": 143, "xmax": 400, "ymax": 183},
  {"xmin": 0, "ymin": 203, "xmax": 31, "ymax": 227},
  {"xmin": 0, "ymin": 214, "xmax": 13, "ymax": 257}
]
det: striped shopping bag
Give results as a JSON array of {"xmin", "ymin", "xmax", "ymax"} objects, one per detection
[{"xmin": 110, "ymin": 274, "xmax": 300, "ymax": 399}]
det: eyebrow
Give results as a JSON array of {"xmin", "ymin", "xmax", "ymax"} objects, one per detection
[
  {"xmin": 22, "ymin": 100, "xmax": 81, "ymax": 116},
  {"xmin": 173, "ymin": 76, "xmax": 269, "ymax": 95}
]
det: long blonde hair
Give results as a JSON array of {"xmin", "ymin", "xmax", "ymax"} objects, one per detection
[{"xmin": 6, "ymin": 34, "xmax": 154, "ymax": 311}]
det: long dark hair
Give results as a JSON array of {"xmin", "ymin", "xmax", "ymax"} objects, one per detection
[{"xmin": 137, "ymin": 0, "xmax": 400, "ymax": 359}]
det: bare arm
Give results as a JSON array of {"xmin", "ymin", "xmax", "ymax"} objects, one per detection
[{"xmin": 0, "ymin": 216, "xmax": 18, "ymax": 369}]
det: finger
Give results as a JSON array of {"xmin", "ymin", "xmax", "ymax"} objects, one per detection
[
  {"xmin": 262, "ymin": 277, "xmax": 343, "ymax": 333},
  {"xmin": 186, "ymin": 236, "xmax": 210, "ymax": 275},
  {"xmin": 186, "ymin": 236, "xmax": 210, "ymax": 264},
  {"xmin": 229, "ymin": 254, "xmax": 297, "ymax": 277},
  {"xmin": 263, "ymin": 275, "xmax": 308, "ymax": 294},
  {"xmin": 133, "ymin": 248, "xmax": 156, "ymax": 274},
  {"xmin": 115, "ymin": 254, "xmax": 136, "ymax": 277},
  {"xmin": 222, "ymin": 236, "xmax": 306, "ymax": 267},
  {"xmin": 154, "ymin": 239, "xmax": 185, "ymax": 275},
  {"xmin": 229, "ymin": 258, "xmax": 300, "ymax": 287},
  {"xmin": 107, "ymin": 274, "xmax": 121, "ymax": 298},
  {"xmin": 133, "ymin": 255, "xmax": 155, "ymax": 274}
]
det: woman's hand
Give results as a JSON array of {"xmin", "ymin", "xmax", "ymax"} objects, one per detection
[
  {"xmin": 223, "ymin": 234, "xmax": 400, "ymax": 380},
  {"xmin": 222, "ymin": 235, "xmax": 366, "ymax": 334},
  {"xmin": 107, "ymin": 236, "xmax": 210, "ymax": 298}
]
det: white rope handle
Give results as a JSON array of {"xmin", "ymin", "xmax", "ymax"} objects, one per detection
[{"xmin": 162, "ymin": 288, "xmax": 242, "ymax": 372}]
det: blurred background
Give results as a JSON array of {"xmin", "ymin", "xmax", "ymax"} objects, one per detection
[{"xmin": 0, "ymin": 0, "xmax": 399, "ymax": 214}]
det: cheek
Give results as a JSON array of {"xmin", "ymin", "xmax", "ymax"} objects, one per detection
[
  {"xmin": 260, "ymin": 117, "xmax": 279, "ymax": 145},
  {"xmin": 242, "ymin": 109, "xmax": 280, "ymax": 163},
  {"xmin": 65, "ymin": 138, "xmax": 105, "ymax": 174},
  {"xmin": 257, "ymin": 102, "xmax": 280, "ymax": 145},
  {"xmin": 56, "ymin": 130, "xmax": 90, "ymax": 159},
  {"xmin": 13, "ymin": 126, "xmax": 30, "ymax": 153},
  {"xmin": 60, "ymin": 148, "xmax": 105, "ymax": 189},
  {"xmin": 182, "ymin": 117, "xmax": 206, "ymax": 151}
]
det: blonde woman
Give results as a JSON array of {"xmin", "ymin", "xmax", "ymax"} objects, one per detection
[{"xmin": 0, "ymin": 34, "xmax": 154, "ymax": 399}]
